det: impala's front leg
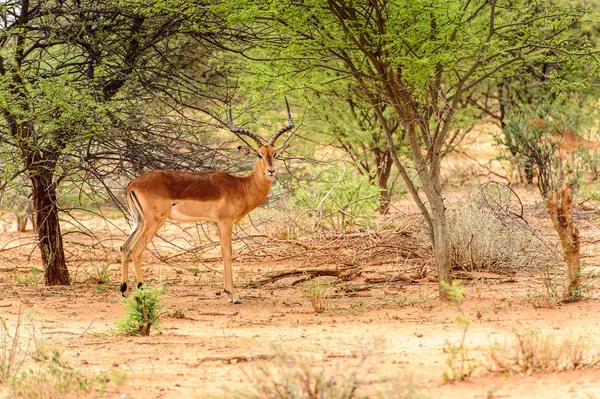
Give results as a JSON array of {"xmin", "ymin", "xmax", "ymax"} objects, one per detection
[
  {"xmin": 120, "ymin": 214, "xmax": 145, "ymax": 297},
  {"xmin": 219, "ymin": 221, "xmax": 241, "ymax": 304},
  {"xmin": 120, "ymin": 245, "xmax": 143, "ymax": 296}
]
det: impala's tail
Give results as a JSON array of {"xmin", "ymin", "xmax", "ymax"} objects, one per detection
[
  {"xmin": 128, "ymin": 190, "xmax": 143, "ymax": 229},
  {"xmin": 120, "ymin": 189, "xmax": 146, "ymax": 295}
]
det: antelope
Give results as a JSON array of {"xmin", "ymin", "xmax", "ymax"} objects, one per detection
[
  {"xmin": 528, "ymin": 118, "xmax": 598, "ymax": 154},
  {"xmin": 528, "ymin": 118, "xmax": 599, "ymax": 179},
  {"xmin": 120, "ymin": 101, "xmax": 295, "ymax": 304}
]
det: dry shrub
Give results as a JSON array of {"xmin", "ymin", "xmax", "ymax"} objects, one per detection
[
  {"xmin": 447, "ymin": 186, "xmax": 555, "ymax": 273},
  {"xmin": 485, "ymin": 330, "xmax": 600, "ymax": 375},
  {"xmin": 222, "ymin": 344, "xmax": 427, "ymax": 399}
]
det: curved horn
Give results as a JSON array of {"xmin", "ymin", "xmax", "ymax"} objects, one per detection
[
  {"xmin": 227, "ymin": 109, "xmax": 266, "ymax": 147},
  {"xmin": 269, "ymin": 97, "xmax": 295, "ymax": 146}
]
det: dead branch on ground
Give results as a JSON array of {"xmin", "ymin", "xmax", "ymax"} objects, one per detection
[
  {"xmin": 246, "ymin": 267, "xmax": 362, "ymax": 288},
  {"xmin": 193, "ymin": 354, "xmax": 274, "ymax": 365}
]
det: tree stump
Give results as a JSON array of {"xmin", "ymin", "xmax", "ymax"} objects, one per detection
[{"xmin": 546, "ymin": 183, "xmax": 581, "ymax": 302}]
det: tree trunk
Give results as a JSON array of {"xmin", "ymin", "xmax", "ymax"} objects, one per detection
[
  {"xmin": 546, "ymin": 183, "xmax": 580, "ymax": 302},
  {"xmin": 430, "ymin": 193, "xmax": 452, "ymax": 300},
  {"xmin": 30, "ymin": 168, "xmax": 69, "ymax": 285},
  {"xmin": 374, "ymin": 148, "xmax": 392, "ymax": 214}
]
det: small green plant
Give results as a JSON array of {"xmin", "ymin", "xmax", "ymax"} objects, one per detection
[
  {"xmin": 94, "ymin": 285, "xmax": 108, "ymax": 293},
  {"xmin": 348, "ymin": 299, "xmax": 369, "ymax": 315},
  {"xmin": 387, "ymin": 294, "xmax": 417, "ymax": 307},
  {"xmin": 115, "ymin": 285, "xmax": 163, "ymax": 336},
  {"xmin": 300, "ymin": 276, "xmax": 333, "ymax": 313},
  {"xmin": 443, "ymin": 316, "xmax": 476, "ymax": 382},
  {"xmin": 107, "ymin": 368, "xmax": 127, "ymax": 389},
  {"xmin": 441, "ymin": 280, "xmax": 465, "ymax": 306},
  {"xmin": 579, "ymin": 180, "xmax": 600, "ymax": 201}
]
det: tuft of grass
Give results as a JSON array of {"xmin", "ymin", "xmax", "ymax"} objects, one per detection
[
  {"xmin": 485, "ymin": 330, "xmax": 600, "ymax": 374},
  {"xmin": 115, "ymin": 285, "xmax": 163, "ymax": 336},
  {"xmin": 85, "ymin": 264, "xmax": 111, "ymax": 285},
  {"xmin": 164, "ymin": 308, "xmax": 186, "ymax": 319},
  {"xmin": 10, "ymin": 352, "xmax": 96, "ymax": 399},
  {"xmin": 0, "ymin": 309, "xmax": 25, "ymax": 384},
  {"xmin": 525, "ymin": 292, "xmax": 558, "ymax": 309}
]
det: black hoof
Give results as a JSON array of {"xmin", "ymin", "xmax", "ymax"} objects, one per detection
[
  {"xmin": 120, "ymin": 282, "xmax": 127, "ymax": 297},
  {"xmin": 137, "ymin": 282, "xmax": 143, "ymax": 289},
  {"xmin": 231, "ymin": 298, "xmax": 242, "ymax": 305}
]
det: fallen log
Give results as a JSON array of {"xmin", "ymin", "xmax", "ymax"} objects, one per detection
[
  {"xmin": 246, "ymin": 267, "xmax": 361, "ymax": 288},
  {"xmin": 192, "ymin": 354, "xmax": 273, "ymax": 365},
  {"xmin": 363, "ymin": 274, "xmax": 418, "ymax": 284}
]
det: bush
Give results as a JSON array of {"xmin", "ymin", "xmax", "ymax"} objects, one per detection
[
  {"xmin": 447, "ymin": 187, "xmax": 555, "ymax": 273},
  {"xmin": 115, "ymin": 285, "xmax": 163, "ymax": 336}
]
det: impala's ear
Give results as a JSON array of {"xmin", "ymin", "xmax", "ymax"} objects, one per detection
[
  {"xmin": 274, "ymin": 144, "xmax": 289, "ymax": 158},
  {"xmin": 237, "ymin": 145, "xmax": 255, "ymax": 156}
]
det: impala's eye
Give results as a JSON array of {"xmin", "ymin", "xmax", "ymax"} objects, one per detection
[{"xmin": 257, "ymin": 154, "xmax": 263, "ymax": 159}]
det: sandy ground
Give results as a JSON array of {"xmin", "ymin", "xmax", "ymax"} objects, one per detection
[{"xmin": 0, "ymin": 190, "xmax": 600, "ymax": 399}]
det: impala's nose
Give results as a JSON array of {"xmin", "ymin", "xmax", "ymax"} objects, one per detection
[{"xmin": 267, "ymin": 169, "xmax": 275, "ymax": 176}]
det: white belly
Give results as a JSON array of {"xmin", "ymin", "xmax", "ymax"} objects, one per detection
[{"xmin": 168, "ymin": 203, "xmax": 219, "ymax": 223}]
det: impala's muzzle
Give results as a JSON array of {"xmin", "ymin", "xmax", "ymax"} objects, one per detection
[{"xmin": 267, "ymin": 169, "xmax": 276, "ymax": 177}]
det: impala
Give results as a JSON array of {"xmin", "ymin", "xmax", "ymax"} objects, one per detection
[
  {"xmin": 528, "ymin": 118, "xmax": 599, "ymax": 154},
  {"xmin": 528, "ymin": 118, "xmax": 598, "ymax": 179},
  {"xmin": 120, "ymin": 101, "xmax": 294, "ymax": 304}
]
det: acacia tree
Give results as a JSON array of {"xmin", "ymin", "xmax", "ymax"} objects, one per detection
[
  {"xmin": 218, "ymin": 0, "xmax": 593, "ymax": 298},
  {"xmin": 0, "ymin": 0, "xmax": 197, "ymax": 284}
]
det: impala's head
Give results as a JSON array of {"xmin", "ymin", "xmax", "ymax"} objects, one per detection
[
  {"xmin": 238, "ymin": 144, "xmax": 289, "ymax": 178},
  {"xmin": 228, "ymin": 98, "xmax": 295, "ymax": 179}
]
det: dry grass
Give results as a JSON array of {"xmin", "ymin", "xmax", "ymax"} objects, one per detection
[
  {"xmin": 0, "ymin": 307, "xmax": 126, "ymax": 398},
  {"xmin": 447, "ymin": 200, "xmax": 556, "ymax": 273},
  {"xmin": 219, "ymin": 343, "xmax": 428, "ymax": 399},
  {"xmin": 485, "ymin": 330, "xmax": 600, "ymax": 375}
]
